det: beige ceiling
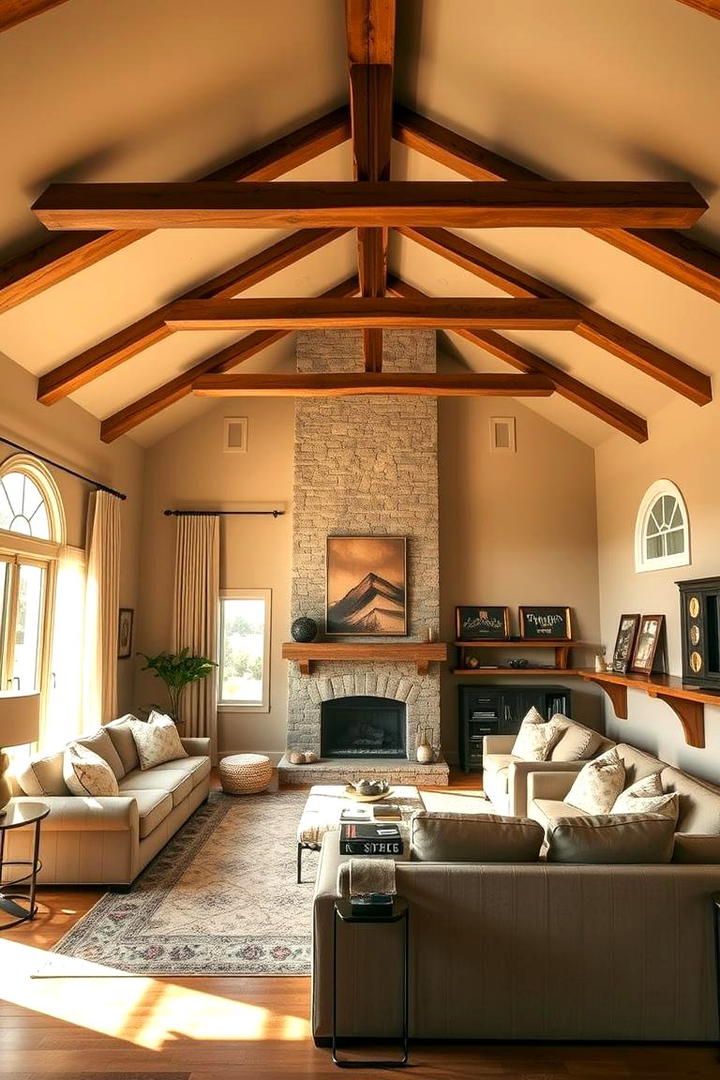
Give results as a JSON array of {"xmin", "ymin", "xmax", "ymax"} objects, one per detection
[{"xmin": 0, "ymin": 0, "xmax": 718, "ymax": 448}]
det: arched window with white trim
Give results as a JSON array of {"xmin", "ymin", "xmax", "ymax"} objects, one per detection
[{"xmin": 634, "ymin": 479, "xmax": 690, "ymax": 573}]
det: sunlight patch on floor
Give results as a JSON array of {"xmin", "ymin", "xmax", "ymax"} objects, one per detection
[{"xmin": 0, "ymin": 938, "xmax": 310, "ymax": 1050}]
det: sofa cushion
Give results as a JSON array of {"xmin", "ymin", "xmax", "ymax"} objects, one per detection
[
  {"xmin": 63, "ymin": 743, "xmax": 120, "ymax": 797},
  {"xmin": 106, "ymin": 715, "xmax": 141, "ymax": 775},
  {"xmin": 613, "ymin": 743, "xmax": 665, "ymax": 786},
  {"xmin": 75, "ymin": 728, "xmax": 125, "ymax": 781},
  {"xmin": 410, "ymin": 811, "xmax": 544, "ymax": 863},
  {"xmin": 127, "ymin": 713, "xmax": 188, "ymax": 771},
  {"xmin": 547, "ymin": 813, "xmax": 676, "ymax": 864},
  {"xmin": 660, "ymin": 766, "xmax": 720, "ymax": 834},
  {"xmin": 612, "ymin": 778, "xmax": 679, "ymax": 821},
  {"xmin": 549, "ymin": 718, "xmax": 603, "ymax": 763},
  {"xmin": 119, "ymin": 767, "xmax": 194, "ymax": 806},
  {"xmin": 159, "ymin": 755, "xmax": 211, "ymax": 787},
  {"xmin": 532, "ymin": 798, "xmax": 590, "ymax": 830},
  {"xmin": 672, "ymin": 833, "xmax": 720, "ymax": 863},
  {"xmin": 121, "ymin": 788, "xmax": 173, "ymax": 838},
  {"xmin": 16, "ymin": 750, "xmax": 69, "ymax": 796},
  {"xmin": 565, "ymin": 748, "xmax": 626, "ymax": 814}
]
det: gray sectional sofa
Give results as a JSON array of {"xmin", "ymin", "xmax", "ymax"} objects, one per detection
[{"xmin": 7, "ymin": 715, "xmax": 211, "ymax": 887}]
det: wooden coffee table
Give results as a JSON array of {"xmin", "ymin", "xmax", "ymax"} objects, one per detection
[{"xmin": 296, "ymin": 784, "xmax": 424, "ymax": 883}]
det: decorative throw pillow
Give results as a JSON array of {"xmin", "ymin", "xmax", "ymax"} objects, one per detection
[
  {"xmin": 512, "ymin": 717, "xmax": 563, "ymax": 762},
  {"xmin": 127, "ymin": 712, "xmax": 188, "ymax": 770},
  {"xmin": 613, "ymin": 778, "xmax": 679, "ymax": 821},
  {"xmin": 565, "ymin": 748, "xmax": 626, "ymax": 815},
  {"xmin": 63, "ymin": 742, "xmax": 120, "ymax": 797},
  {"xmin": 616, "ymin": 772, "xmax": 664, "ymax": 800},
  {"xmin": 549, "ymin": 717, "xmax": 603, "ymax": 763},
  {"xmin": 546, "ymin": 812, "xmax": 676, "ymax": 864}
]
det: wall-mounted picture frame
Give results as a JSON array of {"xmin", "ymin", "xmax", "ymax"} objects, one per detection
[
  {"xmin": 118, "ymin": 608, "xmax": 134, "ymax": 659},
  {"xmin": 631, "ymin": 614, "xmax": 666, "ymax": 674},
  {"xmin": 326, "ymin": 535, "xmax": 407, "ymax": 636},
  {"xmin": 611, "ymin": 613, "xmax": 641, "ymax": 673},
  {"xmin": 519, "ymin": 606, "xmax": 572, "ymax": 641},
  {"xmin": 455, "ymin": 605, "xmax": 511, "ymax": 641}
]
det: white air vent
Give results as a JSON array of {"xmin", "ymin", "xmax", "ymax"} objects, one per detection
[
  {"xmin": 490, "ymin": 416, "xmax": 516, "ymax": 453},
  {"xmin": 223, "ymin": 417, "xmax": 248, "ymax": 454}
]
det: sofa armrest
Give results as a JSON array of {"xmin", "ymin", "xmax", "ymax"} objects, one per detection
[
  {"xmin": 509, "ymin": 760, "xmax": 586, "ymax": 816},
  {"xmin": 527, "ymin": 770, "xmax": 576, "ymax": 803},
  {"xmin": 181, "ymin": 737, "xmax": 211, "ymax": 756},
  {"xmin": 483, "ymin": 735, "xmax": 515, "ymax": 756},
  {"xmin": 12, "ymin": 795, "xmax": 140, "ymax": 832}
]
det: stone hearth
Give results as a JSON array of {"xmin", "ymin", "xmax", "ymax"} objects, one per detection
[{"xmin": 283, "ymin": 329, "xmax": 448, "ymax": 786}]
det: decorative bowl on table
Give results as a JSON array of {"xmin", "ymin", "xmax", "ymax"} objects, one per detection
[{"xmin": 344, "ymin": 778, "xmax": 393, "ymax": 802}]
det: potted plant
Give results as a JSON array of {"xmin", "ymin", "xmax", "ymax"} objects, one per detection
[{"xmin": 139, "ymin": 648, "xmax": 217, "ymax": 730}]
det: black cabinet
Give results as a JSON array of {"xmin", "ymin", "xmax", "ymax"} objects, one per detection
[{"xmin": 458, "ymin": 684, "xmax": 572, "ymax": 772}]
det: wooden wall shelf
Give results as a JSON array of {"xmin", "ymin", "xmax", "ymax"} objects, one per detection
[
  {"xmin": 282, "ymin": 641, "xmax": 448, "ymax": 676},
  {"xmin": 452, "ymin": 668, "xmax": 581, "ymax": 677},
  {"xmin": 579, "ymin": 669, "xmax": 720, "ymax": 748},
  {"xmin": 454, "ymin": 639, "xmax": 584, "ymax": 672}
]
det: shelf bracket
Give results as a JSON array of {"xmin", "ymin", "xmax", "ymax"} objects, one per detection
[
  {"xmin": 649, "ymin": 691, "xmax": 705, "ymax": 749},
  {"xmin": 554, "ymin": 645, "xmax": 570, "ymax": 668},
  {"xmin": 417, "ymin": 659, "xmax": 430, "ymax": 675},
  {"xmin": 298, "ymin": 659, "xmax": 312, "ymax": 676},
  {"xmin": 587, "ymin": 676, "xmax": 628, "ymax": 720}
]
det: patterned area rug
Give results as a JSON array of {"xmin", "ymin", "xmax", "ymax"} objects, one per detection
[{"xmin": 42, "ymin": 790, "xmax": 318, "ymax": 977}]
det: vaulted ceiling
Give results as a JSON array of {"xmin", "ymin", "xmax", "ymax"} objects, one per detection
[{"xmin": 0, "ymin": 0, "xmax": 718, "ymax": 447}]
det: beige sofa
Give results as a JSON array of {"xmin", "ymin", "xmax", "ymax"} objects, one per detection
[
  {"xmin": 528, "ymin": 741, "xmax": 720, "ymax": 860},
  {"xmin": 483, "ymin": 719, "xmax": 615, "ymax": 816},
  {"xmin": 6, "ymin": 715, "xmax": 211, "ymax": 888}
]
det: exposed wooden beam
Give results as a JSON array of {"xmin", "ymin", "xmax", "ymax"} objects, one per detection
[
  {"xmin": 191, "ymin": 372, "xmax": 555, "ymax": 398},
  {"xmin": 99, "ymin": 277, "xmax": 359, "ymax": 444},
  {"xmin": 37, "ymin": 228, "xmax": 347, "ymax": 406},
  {"xmin": 350, "ymin": 64, "xmax": 394, "ymax": 372},
  {"xmin": 32, "ymin": 180, "xmax": 707, "ymax": 231},
  {"xmin": 389, "ymin": 277, "xmax": 648, "ymax": 443},
  {"xmin": 346, "ymin": 0, "xmax": 396, "ymax": 63},
  {"xmin": 0, "ymin": 107, "xmax": 350, "ymax": 315},
  {"xmin": 0, "ymin": 0, "xmax": 68, "ymax": 32},
  {"xmin": 399, "ymin": 226, "xmax": 712, "ymax": 405},
  {"xmin": 394, "ymin": 106, "xmax": 720, "ymax": 304},
  {"xmin": 163, "ymin": 297, "xmax": 583, "ymax": 331},
  {"xmin": 676, "ymin": 0, "xmax": 720, "ymax": 18}
]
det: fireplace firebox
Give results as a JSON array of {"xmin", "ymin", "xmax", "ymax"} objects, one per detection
[{"xmin": 321, "ymin": 696, "xmax": 407, "ymax": 759}]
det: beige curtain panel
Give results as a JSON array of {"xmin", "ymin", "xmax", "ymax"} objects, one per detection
[
  {"xmin": 83, "ymin": 491, "xmax": 121, "ymax": 728},
  {"xmin": 172, "ymin": 515, "xmax": 220, "ymax": 749}
]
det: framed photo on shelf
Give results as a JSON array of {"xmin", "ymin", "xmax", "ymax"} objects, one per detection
[
  {"xmin": 455, "ymin": 606, "xmax": 511, "ymax": 641},
  {"xmin": 611, "ymin": 613, "xmax": 641, "ymax": 673},
  {"xmin": 326, "ymin": 535, "xmax": 407, "ymax": 636},
  {"xmin": 118, "ymin": 608, "xmax": 134, "ymax": 659},
  {"xmin": 631, "ymin": 614, "xmax": 666, "ymax": 674},
  {"xmin": 519, "ymin": 606, "xmax": 572, "ymax": 641}
]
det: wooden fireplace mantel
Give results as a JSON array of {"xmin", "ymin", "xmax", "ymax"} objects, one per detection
[{"xmin": 282, "ymin": 641, "xmax": 448, "ymax": 676}]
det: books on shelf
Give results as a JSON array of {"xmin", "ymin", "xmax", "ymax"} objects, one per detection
[{"xmin": 340, "ymin": 823, "xmax": 404, "ymax": 856}]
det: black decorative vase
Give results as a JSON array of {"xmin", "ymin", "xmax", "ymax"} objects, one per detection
[{"xmin": 291, "ymin": 617, "xmax": 318, "ymax": 643}]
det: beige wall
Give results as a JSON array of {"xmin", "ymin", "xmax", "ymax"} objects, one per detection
[
  {"xmin": 596, "ymin": 394, "xmax": 720, "ymax": 784},
  {"xmin": 0, "ymin": 352, "xmax": 143, "ymax": 715},
  {"xmin": 438, "ymin": 394, "xmax": 603, "ymax": 760},
  {"xmin": 137, "ymin": 397, "xmax": 294, "ymax": 757}
]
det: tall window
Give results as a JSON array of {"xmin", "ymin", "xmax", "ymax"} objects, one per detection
[
  {"xmin": 0, "ymin": 458, "xmax": 65, "ymax": 696},
  {"xmin": 218, "ymin": 589, "xmax": 271, "ymax": 712},
  {"xmin": 635, "ymin": 479, "xmax": 690, "ymax": 573}
]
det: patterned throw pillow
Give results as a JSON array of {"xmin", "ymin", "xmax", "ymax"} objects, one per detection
[
  {"xmin": 565, "ymin": 748, "xmax": 626, "ymax": 815},
  {"xmin": 512, "ymin": 716, "xmax": 563, "ymax": 762},
  {"xmin": 613, "ymin": 773, "xmax": 679, "ymax": 821},
  {"xmin": 127, "ymin": 712, "xmax": 188, "ymax": 770},
  {"xmin": 549, "ymin": 717, "xmax": 603, "ymax": 763},
  {"xmin": 63, "ymin": 742, "xmax": 120, "ymax": 797}
]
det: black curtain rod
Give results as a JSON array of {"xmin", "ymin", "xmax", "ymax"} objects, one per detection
[
  {"xmin": 163, "ymin": 509, "xmax": 284, "ymax": 518},
  {"xmin": 0, "ymin": 434, "xmax": 126, "ymax": 500}
]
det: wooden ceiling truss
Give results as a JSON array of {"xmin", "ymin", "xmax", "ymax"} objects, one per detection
[{"xmin": 0, "ymin": 0, "xmax": 712, "ymax": 442}]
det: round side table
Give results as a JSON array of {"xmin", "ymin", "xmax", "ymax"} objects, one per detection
[{"xmin": 0, "ymin": 800, "xmax": 49, "ymax": 930}]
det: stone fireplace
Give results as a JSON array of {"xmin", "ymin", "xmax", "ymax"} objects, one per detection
[{"xmin": 279, "ymin": 329, "xmax": 449, "ymax": 785}]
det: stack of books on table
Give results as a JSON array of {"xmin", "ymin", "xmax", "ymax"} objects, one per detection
[{"xmin": 340, "ymin": 823, "xmax": 404, "ymax": 856}]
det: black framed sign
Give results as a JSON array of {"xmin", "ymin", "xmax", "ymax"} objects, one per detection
[
  {"xmin": 455, "ymin": 606, "xmax": 511, "ymax": 641},
  {"xmin": 519, "ymin": 606, "xmax": 572, "ymax": 641}
]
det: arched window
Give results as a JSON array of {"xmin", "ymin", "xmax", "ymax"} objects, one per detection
[
  {"xmin": 635, "ymin": 479, "xmax": 690, "ymax": 573},
  {"xmin": 0, "ymin": 456, "xmax": 65, "ymax": 544}
]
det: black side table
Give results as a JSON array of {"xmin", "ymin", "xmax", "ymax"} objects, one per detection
[
  {"xmin": 0, "ymin": 800, "xmax": 49, "ymax": 929},
  {"xmin": 332, "ymin": 896, "xmax": 409, "ymax": 1068}
]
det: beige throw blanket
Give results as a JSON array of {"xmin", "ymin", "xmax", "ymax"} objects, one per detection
[{"xmin": 348, "ymin": 857, "xmax": 396, "ymax": 897}]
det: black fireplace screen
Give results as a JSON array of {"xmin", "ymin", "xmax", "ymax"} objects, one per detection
[{"xmin": 321, "ymin": 696, "xmax": 407, "ymax": 759}]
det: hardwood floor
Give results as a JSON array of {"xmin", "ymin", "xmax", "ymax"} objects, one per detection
[{"xmin": 0, "ymin": 769, "xmax": 716, "ymax": 1079}]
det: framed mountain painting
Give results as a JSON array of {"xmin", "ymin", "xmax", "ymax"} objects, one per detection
[{"xmin": 326, "ymin": 535, "xmax": 407, "ymax": 636}]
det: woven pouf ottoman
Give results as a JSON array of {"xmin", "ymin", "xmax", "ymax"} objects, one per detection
[{"xmin": 219, "ymin": 753, "xmax": 273, "ymax": 795}]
